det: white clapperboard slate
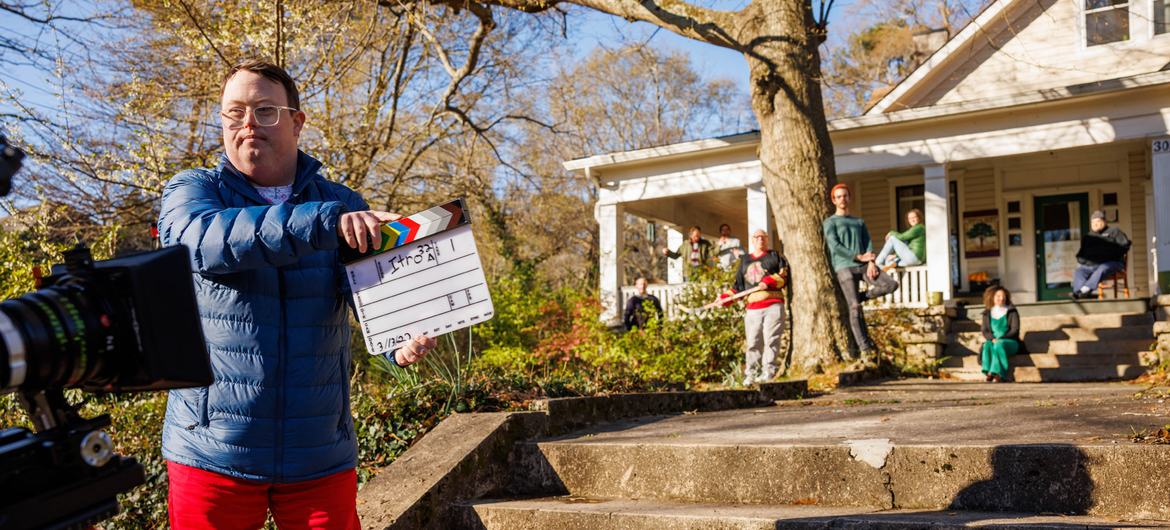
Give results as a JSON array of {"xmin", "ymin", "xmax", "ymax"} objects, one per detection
[{"xmin": 340, "ymin": 198, "xmax": 494, "ymax": 354}]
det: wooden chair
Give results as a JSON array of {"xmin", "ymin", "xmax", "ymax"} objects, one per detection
[{"xmin": 1097, "ymin": 254, "xmax": 1130, "ymax": 299}]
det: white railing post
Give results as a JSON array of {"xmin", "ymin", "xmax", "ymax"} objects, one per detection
[{"xmin": 863, "ymin": 265, "xmax": 930, "ymax": 309}]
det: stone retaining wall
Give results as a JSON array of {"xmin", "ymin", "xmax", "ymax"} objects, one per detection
[
  {"xmin": 1153, "ymin": 295, "xmax": 1170, "ymax": 366},
  {"xmin": 901, "ymin": 305, "xmax": 951, "ymax": 365}
]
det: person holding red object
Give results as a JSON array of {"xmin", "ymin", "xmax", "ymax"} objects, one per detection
[{"xmin": 721, "ymin": 229, "xmax": 788, "ymax": 386}]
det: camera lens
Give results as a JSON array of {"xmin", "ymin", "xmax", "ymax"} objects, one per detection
[{"xmin": 0, "ymin": 282, "xmax": 114, "ymax": 392}]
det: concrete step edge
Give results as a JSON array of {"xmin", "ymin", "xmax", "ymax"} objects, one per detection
[
  {"xmin": 464, "ymin": 497, "xmax": 1170, "ymax": 530},
  {"xmin": 511, "ymin": 443, "xmax": 1170, "ymax": 520}
]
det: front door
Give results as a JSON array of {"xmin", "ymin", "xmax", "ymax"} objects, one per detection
[{"xmin": 1034, "ymin": 193, "xmax": 1089, "ymax": 301}]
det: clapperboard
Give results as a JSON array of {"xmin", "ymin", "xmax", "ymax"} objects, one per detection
[{"xmin": 341, "ymin": 198, "xmax": 494, "ymax": 354}]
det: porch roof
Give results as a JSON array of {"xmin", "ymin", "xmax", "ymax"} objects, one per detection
[{"xmin": 565, "ymin": 70, "xmax": 1170, "ymax": 179}]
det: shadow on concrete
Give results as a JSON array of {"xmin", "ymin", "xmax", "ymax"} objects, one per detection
[
  {"xmin": 949, "ymin": 444, "xmax": 1093, "ymax": 515},
  {"xmin": 773, "ymin": 510, "xmax": 1153, "ymax": 529}
]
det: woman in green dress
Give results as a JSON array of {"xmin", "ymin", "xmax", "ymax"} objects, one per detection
[{"xmin": 980, "ymin": 286, "xmax": 1020, "ymax": 382}]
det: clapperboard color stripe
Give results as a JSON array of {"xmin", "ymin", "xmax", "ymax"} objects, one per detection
[{"xmin": 342, "ymin": 198, "xmax": 495, "ymax": 355}]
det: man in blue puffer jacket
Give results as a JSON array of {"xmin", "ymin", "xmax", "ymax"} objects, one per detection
[{"xmin": 158, "ymin": 59, "xmax": 435, "ymax": 530}]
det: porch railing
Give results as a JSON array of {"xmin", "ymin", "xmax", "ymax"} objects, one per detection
[
  {"xmin": 620, "ymin": 283, "xmax": 689, "ymax": 321},
  {"xmin": 864, "ymin": 265, "xmax": 930, "ymax": 309},
  {"xmin": 620, "ymin": 265, "xmax": 930, "ymax": 322}
]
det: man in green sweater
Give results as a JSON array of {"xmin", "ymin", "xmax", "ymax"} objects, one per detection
[{"xmin": 823, "ymin": 183, "xmax": 899, "ymax": 361}]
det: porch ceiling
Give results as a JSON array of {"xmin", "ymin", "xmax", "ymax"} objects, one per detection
[{"xmin": 624, "ymin": 188, "xmax": 749, "ymax": 239}]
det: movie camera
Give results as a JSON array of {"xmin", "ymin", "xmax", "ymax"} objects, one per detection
[{"xmin": 0, "ymin": 134, "xmax": 211, "ymax": 529}]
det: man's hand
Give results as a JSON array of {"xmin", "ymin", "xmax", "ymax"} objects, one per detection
[
  {"xmin": 866, "ymin": 261, "xmax": 880, "ymax": 281},
  {"xmin": 661, "ymin": 247, "xmax": 670, "ymax": 257},
  {"xmin": 339, "ymin": 210, "xmax": 400, "ymax": 253},
  {"xmin": 395, "ymin": 335, "xmax": 436, "ymax": 366}
]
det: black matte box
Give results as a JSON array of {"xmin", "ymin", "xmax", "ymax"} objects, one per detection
[{"xmin": 92, "ymin": 245, "xmax": 212, "ymax": 392}]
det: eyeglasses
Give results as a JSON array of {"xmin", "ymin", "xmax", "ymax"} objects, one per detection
[{"xmin": 220, "ymin": 105, "xmax": 299, "ymax": 129}]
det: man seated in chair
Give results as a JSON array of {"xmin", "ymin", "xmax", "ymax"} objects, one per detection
[{"xmin": 1071, "ymin": 210, "xmax": 1130, "ymax": 300}]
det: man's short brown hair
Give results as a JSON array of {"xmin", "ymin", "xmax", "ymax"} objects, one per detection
[{"xmin": 222, "ymin": 59, "xmax": 300, "ymax": 111}]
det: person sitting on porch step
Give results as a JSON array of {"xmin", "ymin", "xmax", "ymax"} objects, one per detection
[
  {"xmin": 1071, "ymin": 210, "xmax": 1130, "ymax": 299},
  {"xmin": 823, "ymin": 183, "xmax": 898, "ymax": 363},
  {"xmin": 662, "ymin": 225, "xmax": 714, "ymax": 280},
  {"xmin": 720, "ymin": 229, "xmax": 788, "ymax": 386},
  {"xmin": 623, "ymin": 276, "xmax": 663, "ymax": 331},
  {"xmin": 876, "ymin": 208, "xmax": 925, "ymax": 270},
  {"xmin": 980, "ymin": 286, "xmax": 1020, "ymax": 383},
  {"xmin": 715, "ymin": 223, "xmax": 744, "ymax": 270}
]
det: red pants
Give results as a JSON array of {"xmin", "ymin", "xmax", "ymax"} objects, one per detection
[{"xmin": 167, "ymin": 461, "xmax": 361, "ymax": 530}]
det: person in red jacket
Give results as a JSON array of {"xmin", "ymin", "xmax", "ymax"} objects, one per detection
[{"xmin": 723, "ymin": 229, "xmax": 788, "ymax": 385}]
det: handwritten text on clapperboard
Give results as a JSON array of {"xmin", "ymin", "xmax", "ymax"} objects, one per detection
[{"xmin": 345, "ymin": 223, "xmax": 493, "ymax": 354}]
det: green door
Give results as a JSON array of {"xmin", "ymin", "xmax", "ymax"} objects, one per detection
[{"xmin": 1034, "ymin": 193, "xmax": 1089, "ymax": 301}]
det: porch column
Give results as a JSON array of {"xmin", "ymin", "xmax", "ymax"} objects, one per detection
[
  {"xmin": 1153, "ymin": 137, "xmax": 1170, "ymax": 294},
  {"xmin": 596, "ymin": 202, "xmax": 625, "ymax": 323},
  {"xmin": 747, "ymin": 183, "xmax": 772, "ymax": 240},
  {"xmin": 667, "ymin": 227, "xmax": 683, "ymax": 284},
  {"xmin": 923, "ymin": 164, "xmax": 953, "ymax": 299}
]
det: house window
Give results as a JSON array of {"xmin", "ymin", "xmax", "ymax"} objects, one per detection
[
  {"xmin": 1085, "ymin": 0, "xmax": 1129, "ymax": 46},
  {"xmin": 895, "ymin": 184, "xmax": 925, "ymax": 232},
  {"xmin": 1156, "ymin": 0, "xmax": 1170, "ymax": 35}
]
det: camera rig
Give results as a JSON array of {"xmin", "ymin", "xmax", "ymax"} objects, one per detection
[{"xmin": 0, "ymin": 134, "xmax": 211, "ymax": 529}]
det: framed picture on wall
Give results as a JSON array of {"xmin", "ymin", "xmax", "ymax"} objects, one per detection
[{"xmin": 963, "ymin": 209, "xmax": 1000, "ymax": 258}]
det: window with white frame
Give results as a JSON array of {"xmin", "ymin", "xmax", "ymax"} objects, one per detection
[
  {"xmin": 1084, "ymin": 0, "xmax": 1129, "ymax": 45},
  {"xmin": 1156, "ymin": 0, "xmax": 1170, "ymax": 35}
]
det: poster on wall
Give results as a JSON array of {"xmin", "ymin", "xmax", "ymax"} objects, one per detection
[
  {"xmin": 963, "ymin": 209, "xmax": 1000, "ymax": 258},
  {"xmin": 1044, "ymin": 239, "xmax": 1078, "ymax": 285}
]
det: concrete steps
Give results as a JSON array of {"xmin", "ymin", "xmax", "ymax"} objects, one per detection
[
  {"xmin": 503, "ymin": 441, "xmax": 1170, "ymax": 519},
  {"xmin": 941, "ymin": 307, "xmax": 1155, "ymax": 382},
  {"xmin": 451, "ymin": 381, "xmax": 1170, "ymax": 529},
  {"xmin": 467, "ymin": 497, "xmax": 1170, "ymax": 529}
]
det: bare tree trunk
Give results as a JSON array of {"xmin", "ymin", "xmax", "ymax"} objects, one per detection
[{"xmin": 745, "ymin": 0, "xmax": 853, "ymax": 371}]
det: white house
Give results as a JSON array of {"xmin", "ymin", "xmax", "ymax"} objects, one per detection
[{"xmin": 565, "ymin": 0, "xmax": 1170, "ymax": 323}]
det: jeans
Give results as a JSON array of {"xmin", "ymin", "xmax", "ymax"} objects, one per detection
[
  {"xmin": 1071, "ymin": 261, "xmax": 1124, "ymax": 294},
  {"xmin": 836, "ymin": 265, "xmax": 899, "ymax": 354},
  {"xmin": 875, "ymin": 237, "xmax": 922, "ymax": 267},
  {"xmin": 744, "ymin": 303, "xmax": 785, "ymax": 382}
]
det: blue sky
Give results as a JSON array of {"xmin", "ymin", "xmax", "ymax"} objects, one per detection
[
  {"xmin": 0, "ymin": 1, "xmax": 865, "ymax": 136},
  {"xmin": 568, "ymin": 1, "xmax": 861, "ymax": 100}
]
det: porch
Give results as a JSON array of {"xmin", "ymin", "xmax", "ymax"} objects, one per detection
[{"xmin": 621, "ymin": 265, "xmax": 933, "ymax": 319}]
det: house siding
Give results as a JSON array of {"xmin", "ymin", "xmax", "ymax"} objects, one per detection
[
  {"xmin": 859, "ymin": 177, "xmax": 891, "ymax": 245},
  {"xmin": 963, "ymin": 165, "xmax": 996, "ymax": 212},
  {"xmin": 904, "ymin": 0, "xmax": 1170, "ymax": 109},
  {"xmin": 1129, "ymin": 149, "xmax": 1149, "ymax": 294}
]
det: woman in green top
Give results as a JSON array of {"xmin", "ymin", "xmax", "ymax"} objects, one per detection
[
  {"xmin": 980, "ymin": 286, "xmax": 1020, "ymax": 383},
  {"xmin": 876, "ymin": 208, "xmax": 925, "ymax": 269}
]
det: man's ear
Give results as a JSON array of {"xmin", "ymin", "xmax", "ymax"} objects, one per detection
[{"xmin": 292, "ymin": 110, "xmax": 306, "ymax": 137}]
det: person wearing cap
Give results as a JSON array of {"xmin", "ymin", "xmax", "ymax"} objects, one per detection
[
  {"xmin": 823, "ymin": 183, "xmax": 898, "ymax": 362},
  {"xmin": 1071, "ymin": 210, "xmax": 1130, "ymax": 299}
]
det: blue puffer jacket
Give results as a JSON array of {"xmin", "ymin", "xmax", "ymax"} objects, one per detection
[{"xmin": 158, "ymin": 151, "xmax": 367, "ymax": 483}]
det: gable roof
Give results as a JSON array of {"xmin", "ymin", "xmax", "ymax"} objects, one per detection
[{"xmin": 865, "ymin": 0, "xmax": 1016, "ymax": 115}]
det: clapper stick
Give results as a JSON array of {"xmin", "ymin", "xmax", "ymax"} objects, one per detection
[
  {"xmin": 342, "ymin": 198, "xmax": 495, "ymax": 355},
  {"xmin": 680, "ymin": 285, "xmax": 764, "ymax": 314}
]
